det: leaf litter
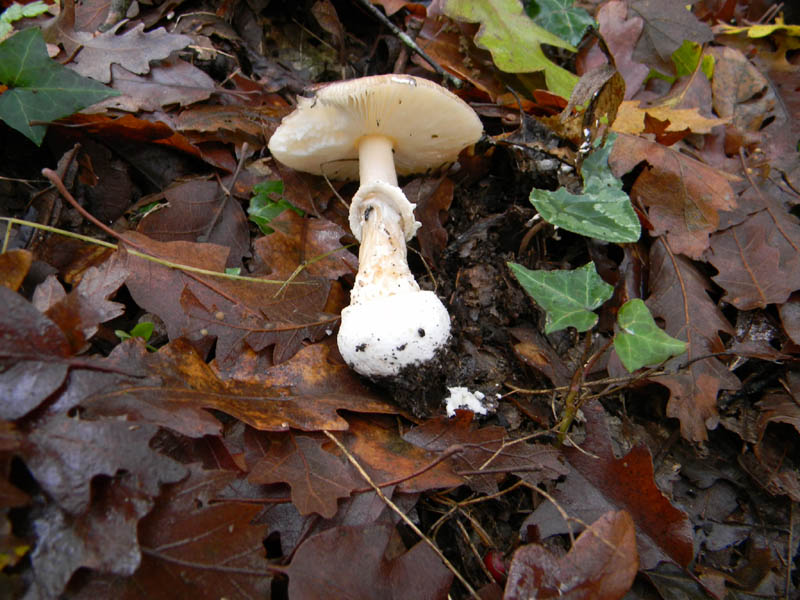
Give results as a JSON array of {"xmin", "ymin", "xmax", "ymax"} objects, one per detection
[{"xmin": 1, "ymin": 0, "xmax": 799, "ymax": 598}]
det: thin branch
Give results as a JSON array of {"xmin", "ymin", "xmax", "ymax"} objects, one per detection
[
  {"xmin": 350, "ymin": 0, "xmax": 463, "ymax": 88},
  {"xmin": 323, "ymin": 430, "xmax": 480, "ymax": 599},
  {"xmin": 141, "ymin": 546, "xmax": 286, "ymax": 576}
]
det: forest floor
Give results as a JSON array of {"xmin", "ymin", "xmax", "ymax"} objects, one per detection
[{"xmin": 1, "ymin": 0, "xmax": 799, "ymax": 598}]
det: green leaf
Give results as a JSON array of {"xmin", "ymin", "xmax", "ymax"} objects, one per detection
[
  {"xmin": 527, "ymin": 0, "xmax": 595, "ymax": 47},
  {"xmin": 1, "ymin": 1, "xmax": 50, "ymax": 23},
  {"xmin": 671, "ymin": 40, "xmax": 714, "ymax": 79},
  {"xmin": 508, "ymin": 261, "xmax": 613, "ymax": 333},
  {"xmin": 443, "ymin": 0, "xmax": 578, "ymax": 99},
  {"xmin": 613, "ymin": 299, "xmax": 687, "ymax": 372},
  {"xmin": 248, "ymin": 180, "xmax": 303, "ymax": 235},
  {"xmin": 530, "ymin": 134, "xmax": 641, "ymax": 243},
  {"xmin": 129, "ymin": 322, "xmax": 154, "ymax": 342},
  {"xmin": 0, "ymin": 28, "xmax": 119, "ymax": 145}
]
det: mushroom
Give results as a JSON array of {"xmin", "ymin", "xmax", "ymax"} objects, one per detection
[{"xmin": 268, "ymin": 74, "xmax": 482, "ymax": 379}]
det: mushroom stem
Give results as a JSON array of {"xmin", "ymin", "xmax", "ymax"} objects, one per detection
[
  {"xmin": 358, "ymin": 135, "xmax": 398, "ymax": 186},
  {"xmin": 350, "ymin": 193, "xmax": 418, "ymax": 305}
]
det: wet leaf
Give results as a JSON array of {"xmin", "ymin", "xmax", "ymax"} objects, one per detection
[
  {"xmin": 0, "ymin": 27, "xmax": 118, "ymax": 144},
  {"xmin": 528, "ymin": 0, "xmax": 595, "ymax": 47},
  {"xmin": 59, "ymin": 21, "xmax": 193, "ymax": 84},
  {"xmin": 247, "ymin": 430, "xmax": 360, "ymax": 518},
  {"xmin": 0, "ymin": 249, "xmax": 31, "ymax": 290},
  {"xmin": 22, "ymin": 415, "xmax": 187, "ymax": 514},
  {"xmin": 444, "ymin": 0, "xmax": 578, "ymax": 99},
  {"xmin": 509, "ymin": 261, "xmax": 614, "ymax": 333},
  {"xmin": 613, "ymin": 299, "xmax": 687, "ymax": 372},
  {"xmin": 524, "ymin": 402, "xmax": 694, "ymax": 569},
  {"xmin": 530, "ymin": 134, "xmax": 641, "ymax": 243},
  {"xmin": 286, "ymin": 523, "xmax": 452, "ymax": 599},
  {"xmin": 610, "ymin": 133, "xmax": 738, "ymax": 258},
  {"xmin": 506, "ymin": 510, "xmax": 638, "ymax": 600},
  {"xmin": 645, "ymin": 241, "xmax": 741, "ymax": 441},
  {"xmin": 0, "ymin": 286, "xmax": 72, "ymax": 420},
  {"xmin": 27, "ymin": 481, "xmax": 154, "ymax": 599},
  {"xmin": 70, "ymin": 339, "xmax": 398, "ymax": 437},
  {"xmin": 404, "ymin": 412, "xmax": 567, "ymax": 494},
  {"xmin": 71, "ymin": 465, "xmax": 273, "ymax": 599},
  {"xmin": 706, "ymin": 208, "xmax": 800, "ymax": 310},
  {"xmin": 339, "ymin": 414, "xmax": 465, "ymax": 494},
  {"xmin": 629, "ymin": 0, "xmax": 712, "ymax": 72}
]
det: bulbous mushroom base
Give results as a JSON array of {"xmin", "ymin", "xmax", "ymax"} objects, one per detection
[{"xmin": 337, "ymin": 291, "xmax": 451, "ymax": 380}]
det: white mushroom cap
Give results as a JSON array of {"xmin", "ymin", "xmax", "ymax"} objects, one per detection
[
  {"xmin": 338, "ymin": 291, "xmax": 451, "ymax": 378},
  {"xmin": 267, "ymin": 74, "xmax": 483, "ymax": 181}
]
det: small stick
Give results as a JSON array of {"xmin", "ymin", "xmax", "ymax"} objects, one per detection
[
  {"xmin": 351, "ymin": 0, "xmax": 463, "ymax": 88},
  {"xmin": 323, "ymin": 430, "xmax": 480, "ymax": 599}
]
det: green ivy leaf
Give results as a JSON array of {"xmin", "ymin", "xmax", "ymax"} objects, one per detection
[
  {"xmin": 0, "ymin": 1, "xmax": 50, "ymax": 40},
  {"xmin": 613, "ymin": 299, "xmax": 687, "ymax": 372},
  {"xmin": 527, "ymin": 0, "xmax": 595, "ymax": 47},
  {"xmin": 508, "ymin": 261, "xmax": 613, "ymax": 333},
  {"xmin": 444, "ymin": 0, "xmax": 578, "ymax": 99},
  {"xmin": 530, "ymin": 134, "xmax": 641, "ymax": 243},
  {"xmin": 248, "ymin": 180, "xmax": 304, "ymax": 235},
  {"xmin": 0, "ymin": 28, "xmax": 119, "ymax": 145}
]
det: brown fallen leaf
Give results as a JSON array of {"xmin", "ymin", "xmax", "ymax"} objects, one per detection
[
  {"xmin": 629, "ymin": 0, "xmax": 712, "ymax": 73},
  {"xmin": 286, "ymin": 523, "xmax": 452, "ymax": 599},
  {"xmin": 596, "ymin": 1, "xmax": 650, "ymax": 99},
  {"xmin": 705, "ymin": 209, "xmax": 800, "ymax": 310},
  {"xmin": 339, "ymin": 414, "xmax": 465, "ymax": 494},
  {"xmin": 709, "ymin": 46, "xmax": 775, "ymax": 133},
  {"xmin": 70, "ymin": 465, "xmax": 274, "ymax": 600},
  {"xmin": 89, "ymin": 57, "xmax": 216, "ymax": 113},
  {"xmin": 523, "ymin": 402, "xmax": 694, "ymax": 569},
  {"xmin": 22, "ymin": 414, "xmax": 187, "ymax": 514},
  {"xmin": 120, "ymin": 231, "xmax": 332, "ymax": 367},
  {"xmin": 74, "ymin": 338, "xmax": 398, "ymax": 435},
  {"xmin": 613, "ymin": 101, "xmax": 728, "ymax": 135},
  {"xmin": 0, "ymin": 249, "xmax": 32, "ymax": 291},
  {"xmin": 60, "ymin": 21, "xmax": 193, "ymax": 84},
  {"xmin": 779, "ymin": 293, "xmax": 800, "ymax": 344},
  {"xmin": 138, "ymin": 179, "xmax": 250, "ymax": 267},
  {"xmin": 246, "ymin": 430, "xmax": 360, "ymax": 518},
  {"xmin": 406, "ymin": 177, "xmax": 454, "ymax": 268},
  {"xmin": 0, "ymin": 286, "xmax": 73, "ymax": 420},
  {"xmin": 403, "ymin": 411, "xmax": 567, "ymax": 494},
  {"xmin": 610, "ymin": 133, "xmax": 739, "ymax": 258},
  {"xmin": 27, "ymin": 480, "xmax": 155, "ymax": 599},
  {"xmin": 36, "ymin": 255, "xmax": 128, "ymax": 352},
  {"xmin": 646, "ymin": 240, "xmax": 741, "ymax": 441},
  {"xmin": 253, "ymin": 210, "xmax": 358, "ymax": 280},
  {"xmin": 505, "ymin": 510, "xmax": 638, "ymax": 600}
]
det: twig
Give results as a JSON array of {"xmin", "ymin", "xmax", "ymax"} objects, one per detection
[
  {"xmin": 323, "ymin": 430, "xmax": 480, "ymax": 599},
  {"xmin": 141, "ymin": 546, "xmax": 285, "ymax": 576},
  {"xmin": 453, "ymin": 517, "xmax": 496, "ymax": 585},
  {"xmin": 0, "ymin": 217, "xmax": 293, "ymax": 285},
  {"xmin": 200, "ymin": 142, "xmax": 249, "ymax": 241},
  {"xmin": 352, "ymin": 444, "xmax": 464, "ymax": 493},
  {"xmin": 350, "ymin": 0, "xmax": 463, "ymax": 88},
  {"xmin": 786, "ymin": 500, "xmax": 795, "ymax": 599}
]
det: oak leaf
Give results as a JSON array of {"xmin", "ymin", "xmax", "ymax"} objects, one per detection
[
  {"xmin": 524, "ymin": 402, "xmax": 694, "ymax": 569},
  {"xmin": 610, "ymin": 133, "xmax": 738, "ymax": 258},
  {"xmin": 706, "ymin": 206, "xmax": 800, "ymax": 310},
  {"xmin": 247, "ymin": 430, "xmax": 360, "ymax": 518},
  {"xmin": 646, "ymin": 241, "xmax": 741, "ymax": 441},
  {"xmin": 286, "ymin": 523, "xmax": 452, "ymax": 599},
  {"xmin": 506, "ymin": 510, "xmax": 638, "ymax": 600}
]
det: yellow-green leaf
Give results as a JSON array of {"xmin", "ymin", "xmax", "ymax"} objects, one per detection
[{"xmin": 444, "ymin": 0, "xmax": 579, "ymax": 99}]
